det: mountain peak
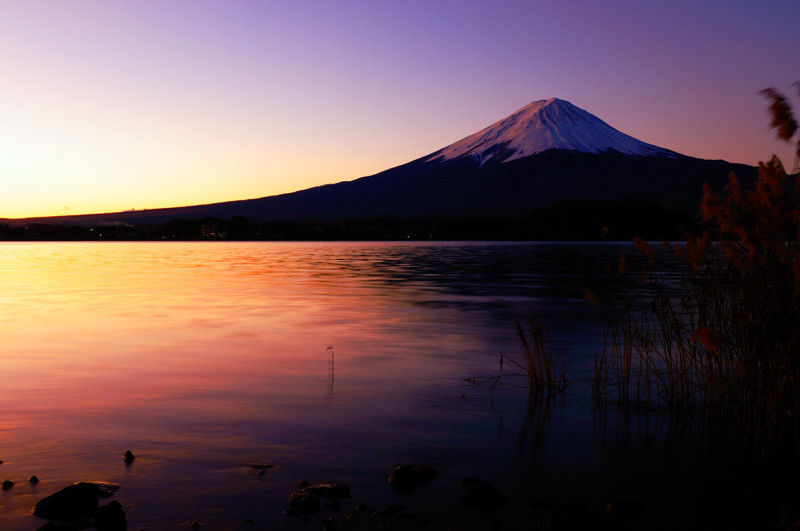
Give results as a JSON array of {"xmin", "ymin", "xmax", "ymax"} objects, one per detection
[{"xmin": 427, "ymin": 98, "xmax": 674, "ymax": 165}]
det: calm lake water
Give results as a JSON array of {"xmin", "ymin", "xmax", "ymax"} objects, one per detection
[{"xmin": 0, "ymin": 242, "xmax": 774, "ymax": 529}]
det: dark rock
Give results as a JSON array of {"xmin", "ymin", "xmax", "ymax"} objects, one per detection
[
  {"xmin": 286, "ymin": 482, "xmax": 347, "ymax": 516},
  {"xmin": 606, "ymin": 499, "xmax": 644, "ymax": 520},
  {"xmin": 188, "ymin": 521, "xmax": 202, "ymax": 529},
  {"xmin": 282, "ymin": 509, "xmax": 298, "ymax": 518},
  {"xmin": 29, "ymin": 475, "xmax": 40, "ymax": 484},
  {"xmin": 36, "ymin": 519, "xmax": 93, "ymax": 530},
  {"xmin": 326, "ymin": 498, "xmax": 341, "ymax": 511},
  {"xmin": 459, "ymin": 482, "xmax": 507, "ymax": 512},
  {"xmin": 355, "ymin": 503, "xmax": 367, "ymax": 512},
  {"xmin": 2, "ymin": 480, "xmax": 13, "ymax": 490},
  {"xmin": 375, "ymin": 503, "xmax": 406, "ymax": 517},
  {"xmin": 305, "ymin": 483, "xmax": 351, "ymax": 499},
  {"xmin": 123, "ymin": 451, "xmax": 135, "ymax": 464},
  {"xmin": 321, "ymin": 516, "xmax": 338, "ymax": 531},
  {"xmin": 95, "ymin": 500, "xmax": 126, "ymax": 531},
  {"xmin": 289, "ymin": 490, "xmax": 320, "ymax": 514},
  {"xmin": 33, "ymin": 482, "xmax": 120, "ymax": 522},
  {"xmin": 257, "ymin": 470, "xmax": 265, "ymax": 476},
  {"xmin": 388, "ymin": 465, "xmax": 436, "ymax": 492}
]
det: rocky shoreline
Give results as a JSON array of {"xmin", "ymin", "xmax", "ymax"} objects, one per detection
[
  {"xmin": 5, "ymin": 454, "xmax": 644, "ymax": 531},
  {"xmin": 2, "ymin": 450, "xmax": 792, "ymax": 530}
]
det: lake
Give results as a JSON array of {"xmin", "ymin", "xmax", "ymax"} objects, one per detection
[{"xmin": 0, "ymin": 241, "xmax": 777, "ymax": 530}]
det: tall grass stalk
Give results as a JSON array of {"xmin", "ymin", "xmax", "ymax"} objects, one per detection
[{"xmin": 507, "ymin": 317, "xmax": 567, "ymax": 398}]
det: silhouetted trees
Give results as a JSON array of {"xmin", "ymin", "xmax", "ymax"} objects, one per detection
[{"xmin": 0, "ymin": 203, "xmax": 695, "ymax": 242}]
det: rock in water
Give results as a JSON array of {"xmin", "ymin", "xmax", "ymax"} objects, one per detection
[
  {"xmin": 33, "ymin": 482, "xmax": 121, "ymax": 521},
  {"xmin": 288, "ymin": 490, "xmax": 320, "ymax": 514},
  {"xmin": 95, "ymin": 500, "xmax": 127, "ymax": 531},
  {"xmin": 388, "ymin": 465, "xmax": 436, "ymax": 492},
  {"xmin": 123, "ymin": 450, "xmax": 135, "ymax": 464}
]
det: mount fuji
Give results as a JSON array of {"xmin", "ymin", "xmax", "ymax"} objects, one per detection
[
  {"xmin": 7, "ymin": 98, "xmax": 756, "ymax": 231},
  {"xmin": 426, "ymin": 98, "xmax": 674, "ymax": 165}
]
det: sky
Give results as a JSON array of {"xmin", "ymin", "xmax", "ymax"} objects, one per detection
[{"xmin": 1, "ymin": 1, "xmax": 799, "ymax": 219}]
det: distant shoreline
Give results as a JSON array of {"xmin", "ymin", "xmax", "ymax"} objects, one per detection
[{"xmin": 0, "ymin": 199, "xmax": 697, "ymax": 242}]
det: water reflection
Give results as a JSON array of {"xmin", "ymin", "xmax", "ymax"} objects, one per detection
[{"xmin": 0, "ymin": 241, "xmax": 762, "ymax": 529}]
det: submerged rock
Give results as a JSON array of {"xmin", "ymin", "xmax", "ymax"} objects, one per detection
[
  {"xmin": 29, "ymin": 475, "xmax": 40, "ymax": 484},
  {"xmin": 33, "ymin": 482, "xmax": 121, "ymax": 522},
  {"xmin": 2, "ymin": 480, "xmax": 13, "ymax": 490},
  {"xmin": 388, "ymin": 465, "xmax": 436, "ymax": 492},
  {"xmin": 289, "ymin": 490, "xmax": 320, "ymax": 514}
]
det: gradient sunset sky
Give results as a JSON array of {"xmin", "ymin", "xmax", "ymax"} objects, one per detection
[{"xmin": 2, "ymin": 1, "xmax": 798, "ymax": 219}]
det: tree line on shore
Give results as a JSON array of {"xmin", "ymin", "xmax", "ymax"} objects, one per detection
[{"xmin": 0, "ymin": 198, "xmax": 693, "ymax": 242}]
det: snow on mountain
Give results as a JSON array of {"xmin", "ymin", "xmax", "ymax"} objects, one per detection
[{"xmin": 427, "ymin": 98, "xmax": 675, "ymax": 165}]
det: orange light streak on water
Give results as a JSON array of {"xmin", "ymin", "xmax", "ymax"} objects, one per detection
[{"xmin": 0, "ymin": 241, "xmax": 635, "ymax": 530}]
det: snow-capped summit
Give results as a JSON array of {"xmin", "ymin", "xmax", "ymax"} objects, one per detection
[{"xmin": 427, "ymin": 98, "xmax": 675, "ymax": 165}]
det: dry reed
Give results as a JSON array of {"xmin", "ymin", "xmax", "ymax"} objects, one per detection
[
  {"xmin": 507, "ymin": 316, "xmax": 567, "ymax": 397},
  {"xmin": 594, "ymin": 156, "xmax": 800, "ymax": 460}
]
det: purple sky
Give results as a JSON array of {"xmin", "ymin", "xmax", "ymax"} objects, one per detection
[{"xmin": 1, "ymin": 1, "xmax": 798, "ymax": 218}]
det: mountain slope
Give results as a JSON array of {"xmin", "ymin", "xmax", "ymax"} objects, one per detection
[{"xmin": 3, "ymin": 99, "xmax": 757, "ymax": 227}]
